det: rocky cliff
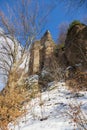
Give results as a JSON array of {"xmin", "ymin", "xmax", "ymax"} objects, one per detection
[
  {"xmin": 65, "ymin": 23, "xmax": 87, "ymax": 70},
  {"xmin": 28, "ymin": 23, "xmax": 87, "ymax": 90},
  {"xmin": 64, "ymin": 23, "xmax": 87, "ymax": 90},
  {"xmin": 28, "ymin": 24, "xmax": 87, "ymax": 86}
]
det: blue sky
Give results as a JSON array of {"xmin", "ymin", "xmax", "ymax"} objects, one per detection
[
  {"xmin": 0, "ymin": 0, "xmax": 86, "ymax": 41},
  {"xmin": 44, "ymin": 1, "xmax": 87, "ymax": 41}
]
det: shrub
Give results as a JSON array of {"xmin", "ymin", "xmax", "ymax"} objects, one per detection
[{"xmin": 67, "ymin": 20, "xmax": 82, "ymax": 34}]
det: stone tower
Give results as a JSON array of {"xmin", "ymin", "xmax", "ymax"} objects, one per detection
[
  {"xmin": 40, "ymin": 30, "xmax": 55, "ymax": 70},
  {"xmin": 29, "ymin": 30, "xmax": 55, "ymax": 75},
  {"xmin": 29, "ymin": 40, "xmax": 41, "ymax": 74}
]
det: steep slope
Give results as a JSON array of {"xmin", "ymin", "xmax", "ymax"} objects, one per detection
[
  {"xmin": 8, "ymin": 82, "xmax": 87, "ymax": 130},
  {"xmin": 0, "ymin": 25, "xmax": 87, "ymax": 130}
]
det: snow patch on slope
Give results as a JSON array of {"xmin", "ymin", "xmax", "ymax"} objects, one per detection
[{"xmin": 8, "ymin": 82, "xmax": 87, "ymax": 130}]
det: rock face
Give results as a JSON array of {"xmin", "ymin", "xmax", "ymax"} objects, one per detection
[
  {"xmin": 64, "ymin": 23, "xmax": 87, "ymax": 90},
  {"xmin": 29, "ymin": 30, "xmax": 55, "ymax": 75},
  {"xmin": 65, "ymin": 24, "xmax": 87, "ymax": 70},
  {"xmin": 29, "ymin": 24, "xmax": 87, "ymax": 78}
]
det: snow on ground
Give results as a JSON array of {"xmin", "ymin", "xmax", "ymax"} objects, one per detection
[{"xmin": 8, "ymin": 82, "xmax": 87, "ymax": 130}]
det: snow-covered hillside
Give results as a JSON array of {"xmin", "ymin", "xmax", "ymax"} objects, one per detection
[{"xmin": 8, "ymin": 82, "xmax": 87, "ymax": 130}]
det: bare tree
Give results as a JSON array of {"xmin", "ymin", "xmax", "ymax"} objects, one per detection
[
  {"xmin": 0, "ymin": 0, "xmax": 58, "ymax": 88},
  {"xmin": 0, "ymin": 31, "xmax": 22, "ymax": 85},
  {"xmin": 0, "ymin": 0, "xmax": 57, "ymax": 49}
]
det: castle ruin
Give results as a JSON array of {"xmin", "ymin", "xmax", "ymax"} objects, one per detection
[{"xmin": 29, "ymin": 30, "xmax": 55, "ymax": 75}]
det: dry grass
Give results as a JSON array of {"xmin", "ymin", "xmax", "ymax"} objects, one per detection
[
  {"xmin": 66, "ymin": 71, "xmax": 87, "ymax": 91},
  {"xmin": 0, "ymin": 85, "xmax": 40, "ymax": 130},
  {"xmin": 66, "ymin": 102, "xmax": 87, "ymax": 130},
  {"xmin": 0, "ymin": 68, "xmax": 40, "ymax": 130},
  {"xmin": 0, "ymin": 87, "xmax": 27, "ymax": 130}
]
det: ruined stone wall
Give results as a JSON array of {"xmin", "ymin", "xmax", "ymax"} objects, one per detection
[
  {"xmin": 40, "ymin": 31, "xmax": 55, "ymax": 70},
  {"xmin": 29, "ymin": 48, "xmax": 34, "ymax": 75},
  {"xmin": 29, "ymin": 31, "xmax": 55, "ymax": 75},
  {"xmin": 31, "ymin": 41, "xmax": 41, "ymax": 74},
  {"xmin": 33, "ymin": 41, "xmax": 40, "ymax": 74},
  {"xmin": 44, "ymin": 41, "xmax": 55, "ymax": 69}
]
